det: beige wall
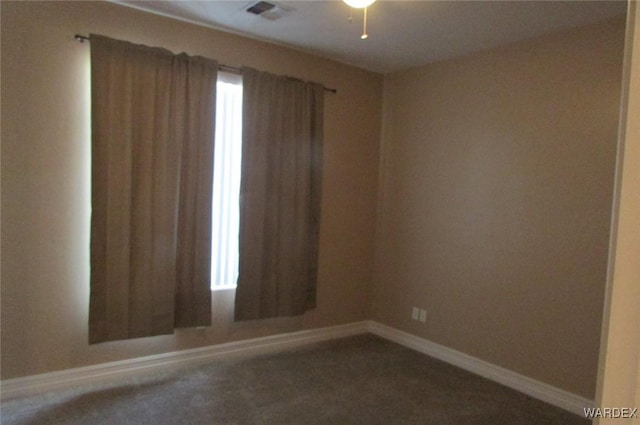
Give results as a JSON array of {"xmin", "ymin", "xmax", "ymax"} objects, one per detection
[
  {"xmin": 596, "ymin": 3, "xmax": 640, "ymax": 422},
  {"xmin": 372, "ymin": 18, "xmax": 626, "ymax": 399},
  {"xmin": 0, "ymin": 1, "xmax": 382, "ymax": 379}
]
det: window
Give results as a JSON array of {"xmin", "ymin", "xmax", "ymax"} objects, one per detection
[{"xmin": 211, "ymin": 72, "xmax": 243, "ymax": 290}]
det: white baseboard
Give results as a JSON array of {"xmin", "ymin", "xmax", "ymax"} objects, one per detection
[
  {"xmin": 0, "ymin": 321, "xmax": 369, "ymax": 401},
  {"xmin": 366, "ymin": 321, "xmax": 593, "ymax": 416},
  {"xmin": 1, "ymin": 320, "xmax": 592, "ymax": 417}
]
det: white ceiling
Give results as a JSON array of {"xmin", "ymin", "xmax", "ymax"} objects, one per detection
[{"xmin": 116, "ymin": 0, "xmax": 627, "ymax": 74}]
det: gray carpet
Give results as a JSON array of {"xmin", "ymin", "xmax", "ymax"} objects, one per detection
[{"xmin": 1, "ymin": 335, "xmax": 589, "ymax": 424}]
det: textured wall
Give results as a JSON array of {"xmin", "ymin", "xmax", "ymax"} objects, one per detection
[{"xmin": 372, "ymin": 18, "xmax": 625, "ymax": 399}]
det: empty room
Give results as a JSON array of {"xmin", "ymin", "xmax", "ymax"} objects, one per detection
[{"xmin": 1, "ymin": 1, "xmax": 639, "ymax": 424}]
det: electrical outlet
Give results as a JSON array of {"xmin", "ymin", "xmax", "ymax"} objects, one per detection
[
  {"xmin": 411, "ymin": 307, "xmax": 419, "ymax": 321},
  {"xmin": 419, "ymin": 309, "xmax": 427, "ymax": 323}
]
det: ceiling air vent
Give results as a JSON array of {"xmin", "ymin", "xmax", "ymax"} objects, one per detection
[{"xmin": 246, "ymin": 1, "xmax": 293, "ymax": 21}]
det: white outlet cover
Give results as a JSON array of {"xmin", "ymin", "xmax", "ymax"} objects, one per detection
[
  {"xmin": 411, "ymin": 307, "xmax": 419, "ymax": 320},
  {"xmin": 419, "ymin": 309, "xmax": 427, "ymax": 323}
]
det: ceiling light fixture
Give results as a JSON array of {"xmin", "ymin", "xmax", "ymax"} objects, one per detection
[
  {"xmin": 343, "ymin": 0, "xmax": 376, "ymax": 40},
  {"xmin": 343, "ymin": 0, "xmax": 375, "ymax": 7}
]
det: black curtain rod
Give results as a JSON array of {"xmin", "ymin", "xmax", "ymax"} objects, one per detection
[{"xmin": 75, "ymin": 34, "xmax": 337, "ymax": 94}]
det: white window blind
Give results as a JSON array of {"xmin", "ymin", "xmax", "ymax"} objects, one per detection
[{"xmin": 211, "ymin": 72, "xmax": 243, "ymax": 290}]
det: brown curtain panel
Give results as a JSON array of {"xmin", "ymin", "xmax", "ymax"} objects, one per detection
[
  {"xmin": 235, "ymin": 67, "xmax": 324, "ymax": 321},
  {"xmin": 89, "ymin": 34, "xmax": 217, "ymax": 343}
]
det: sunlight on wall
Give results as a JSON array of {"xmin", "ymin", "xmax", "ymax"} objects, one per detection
[
  {"xmin": 5, "ymin": 31, "xmax": 95, "ymax": 375},
  {"xmin": 66, "ymin": 44, "xmax": 92, "ymax": 335}
]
